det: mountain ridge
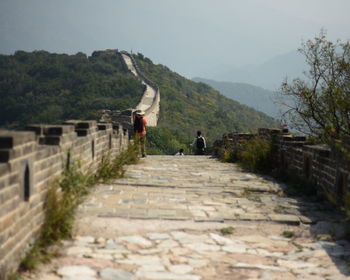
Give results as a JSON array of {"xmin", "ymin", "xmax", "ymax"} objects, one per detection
[{"xmin": 192, "ymin": 77, "xmax": 280, "ymax": 118}]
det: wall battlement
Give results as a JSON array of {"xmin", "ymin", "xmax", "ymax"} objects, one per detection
[{"xmin": 0, "ymin": 121, "xmax": 129, "ymax": 279}]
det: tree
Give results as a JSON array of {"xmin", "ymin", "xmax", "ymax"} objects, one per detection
[{"xmin": 279, "ymin": 31, "xmax": 350, "ymax": 144}]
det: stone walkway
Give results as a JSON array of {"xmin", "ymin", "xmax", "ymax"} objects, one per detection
[{"xmin": 22, "ymin": 156, "xmax": 350, "ymax": 280}]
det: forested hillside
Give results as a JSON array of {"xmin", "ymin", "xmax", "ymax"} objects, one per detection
[
  {"xmin": 0, "ymin": 49, "xmax": 277, "ymax": 153},
  {"xmin": 134, "ymin": 53, "xmax": 278, "ymax": 145},
  {"xmin": 0, "ymin": 50, "xmax": 144, "ymax": 128}
]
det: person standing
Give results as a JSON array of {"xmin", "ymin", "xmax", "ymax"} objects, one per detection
[
  {"xmin": 133, "ymin": 110, "xmax": 147, "ymax": 157},
  {"xmin": 190, "ymin": 131, "xmax": 206, "ymax": 155}
]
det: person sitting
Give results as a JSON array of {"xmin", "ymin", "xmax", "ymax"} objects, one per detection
[{"xmin": 175, "ymin": 148, "xmax": 185, "ymax": 156}]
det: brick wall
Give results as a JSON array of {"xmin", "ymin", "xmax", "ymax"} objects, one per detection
[
  {"xmin": 216, "ymin": 129, "xmax": 349, "ymax": 206},
  {"xmin": 0, "ymin": 121, "xmax": 129, "ymax": 279}
]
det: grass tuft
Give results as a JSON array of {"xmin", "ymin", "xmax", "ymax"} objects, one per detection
[
  {"xmin": 220, "ymin": 226, "xmax": 235, "ymax": 235},
  {"xmin": 282, "ymin": 231, "xmax": 295, "ymax": 239}
]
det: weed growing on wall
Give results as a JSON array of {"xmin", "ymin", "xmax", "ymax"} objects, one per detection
[
  {"xmin": 218, "ymin": 136, "xmax": 274, "ymax": 173},
  {"xmin": 217, "ymin": 135, "xmax": 318, "ymax": 197},
  {"xmin": 95, "ymin": 141, "xmax": 139, "ymax": 183},
  {"xmin": 239, "ymin": 137, "xmax": 273, "ymax": 172},
  {"xmin": 19, "ymin": 142, "xmax": 139, "ymax": 273}
]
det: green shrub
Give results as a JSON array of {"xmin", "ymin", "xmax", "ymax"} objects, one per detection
[
  {"xmin": 238, "ymin": 137, "xmax": 273, "ymax": 173},
  {"xmin": 146, "ymin": 127, "xmax": 190, "ymax": 155}
]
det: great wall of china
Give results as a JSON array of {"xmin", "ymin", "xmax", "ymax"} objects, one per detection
[
  {"xmin": 0, "ymin": 50, "xmax": 160, "ymax": 279},
  {"xmin": 1, "ymin": 50, "xmax": 350, "ymax": 279}
]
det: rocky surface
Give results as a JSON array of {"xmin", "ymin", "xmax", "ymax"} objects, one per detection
[{"xmin": 22, "ymin": 156, "xmax": 350, "ymax": 280}]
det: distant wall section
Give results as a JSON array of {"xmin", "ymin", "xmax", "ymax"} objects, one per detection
[{"xmin": 100, "ymin": 51, "xmax": 160, "ymax": 131}]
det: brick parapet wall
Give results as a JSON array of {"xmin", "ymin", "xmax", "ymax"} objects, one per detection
[
  {"xmin": 217, "ymin": 129, "xmax": 349, "ymax": 206},
  {"xmin": 0, "ymin": 121, "xmax": 129, "ymax": 279}
]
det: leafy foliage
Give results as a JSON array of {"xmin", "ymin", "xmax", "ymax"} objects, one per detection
[
  {"xmin": 146, "ymin": 127, "xmax": 190, "ymax": 155},
  {"xmin": 279, "ymin": 31, "xmax": 350, "ymax": 144},
  {"xmin": 0, "ymin": 50, "xmax": 144, "ymax": 128},
  {"xmin": 239, "ymin": 137, "xmax": 273, "ymax": 172},
  {"xmin": 219, "ymin": 136, "xmax": 274, "ymax": 173}
]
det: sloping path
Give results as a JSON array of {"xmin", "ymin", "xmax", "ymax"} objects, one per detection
[
  {"xmin": 23, "ymin": 156, "xmax": 350, "ymax": 280},
  {"xmin": 121, "ymin": 53, "xmax": 156, "ymax": 112}
]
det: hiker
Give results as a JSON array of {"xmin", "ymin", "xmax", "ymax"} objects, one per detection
[
  {"xmin": 175, "ymin": 148, "xmax": 185, "ymax": 156},
  {"xmin": 133, "ymin": 110, "xmax": 147, "ymax": 157},
  {"xmin": 190, "ymin": 131, "xmax": 206, "ymax": 155}
]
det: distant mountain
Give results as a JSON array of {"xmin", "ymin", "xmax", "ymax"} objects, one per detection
[
  {"xmin": 198, "ymin": 51, "xmax": 307, "ymax": 90},
  {"xmin": 192, "ymin": 78, "xmax": 281, "ymax": 118}
]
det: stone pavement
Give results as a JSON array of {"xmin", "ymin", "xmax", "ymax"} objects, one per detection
[{"xmin": 22, "ymin": 156, "xmax": 350, "ymax": 280}]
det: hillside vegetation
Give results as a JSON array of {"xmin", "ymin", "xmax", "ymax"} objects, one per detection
[
  {"xmin": 0, "ymin": 49, "xmax": 277, "ymax": 153},
  {"xmin": 0, "ymin": 50, "xmax": 144, "ymax": 128},
  {"xmin": 134, "ymin": 53, "xmax": 278, "ymax": 145}
]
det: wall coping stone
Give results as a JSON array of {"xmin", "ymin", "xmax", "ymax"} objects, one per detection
[
  {"xmin": 0, "ymin": 131, "xmax": 36, "ymax": 149},
  {"xmin": 26, "ymin": 124, "xmax": 76, "ymax": 136}
]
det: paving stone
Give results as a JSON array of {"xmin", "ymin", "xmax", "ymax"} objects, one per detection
[
  {"xmin": 232, "ymin": 262, "xmax": 286, "ymax": 271},
  {"xmin": 238, "ymin": 213, "xmax": 267, "ymax": 221},
  {"xmin": 75, "ymin": 236, "xmax": 95, "ymax": 244},
  {"xmin": 277, "ymin": 259, "xmax": 319, "ymax": 269},
  {"xmin": 171, "ymin": 232, "xmax": 212, "ymax": 244},
  {"xmin": 65, "ymin": 246, "xmax": 93, "ymax": 256},
  {"xmin": 139, "ymin": 248, "xmax": 164, "ymax": 255},
  {"xmin": 236, "ymin": 235, "xmax": 272, "ymax": 244},
  {"xmin": 84, "ymin": 253, "xmax": 114, "ymax": 260},
  {"xmin": 100, "ymin": 268, "xmax": 133, "ymax": 280},
  {"xmin": 184, "ymin": 243, "xmax": 221, "ymax": 252},
  {"xmin": 117, "ymin": 235, "xmax": 153, "ymax": 247},
  {"xmin": 135, "ymin": 271, "xmax": 201, "ymax": 280},
  {"xmin": 168, "ymin": 265, "xmax": 193, "ymax": 274},
  {"xmin": 222, "ymin": 244, "xmax": 247, "ymax": 253},
  {"xmin": 147, "ymin": 232, "xmax": 171, "ymax": 240},
  {"xmin": 117, "ymin": 255, "xmax": 162, "ymax": 266},
  {"xmin": 57, "ymin": 265, "xmax": 97, "ymax": 277},
  {"xmin": 269, "ymin": 214, "xmax": 300, "ymax": 225},
  {"xmin": 157, "ymin": 239, "xmax": 179, "ymax": 249},
  {"xmin": 137, "ymin": 264, "xmax": 166, "ymax": 273},
  {"xmin": 209, "ymin": 233, "xmax": 234, "ymax": 245},
  {"xmin": 187, "ymin": 259, "xmax": 209, "ymax": 268}
]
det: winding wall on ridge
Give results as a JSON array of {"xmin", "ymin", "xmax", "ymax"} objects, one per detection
[{"xmin": 100, "ymin": 51, "xmax": 160, "ymax": 131}]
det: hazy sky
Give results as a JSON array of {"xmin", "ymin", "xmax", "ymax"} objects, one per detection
[{"xmin": 1, "ymin": 0, "xmax": 350, "ymax": 78}]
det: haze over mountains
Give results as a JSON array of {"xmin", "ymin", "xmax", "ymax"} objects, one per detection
[
  {"xmin": 196, "ymin": 50, "xmax": 307, "ymax": 91},
  {"xmin": 193, "ymin": 50, "xmax": 308, "ymax": 119}
]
